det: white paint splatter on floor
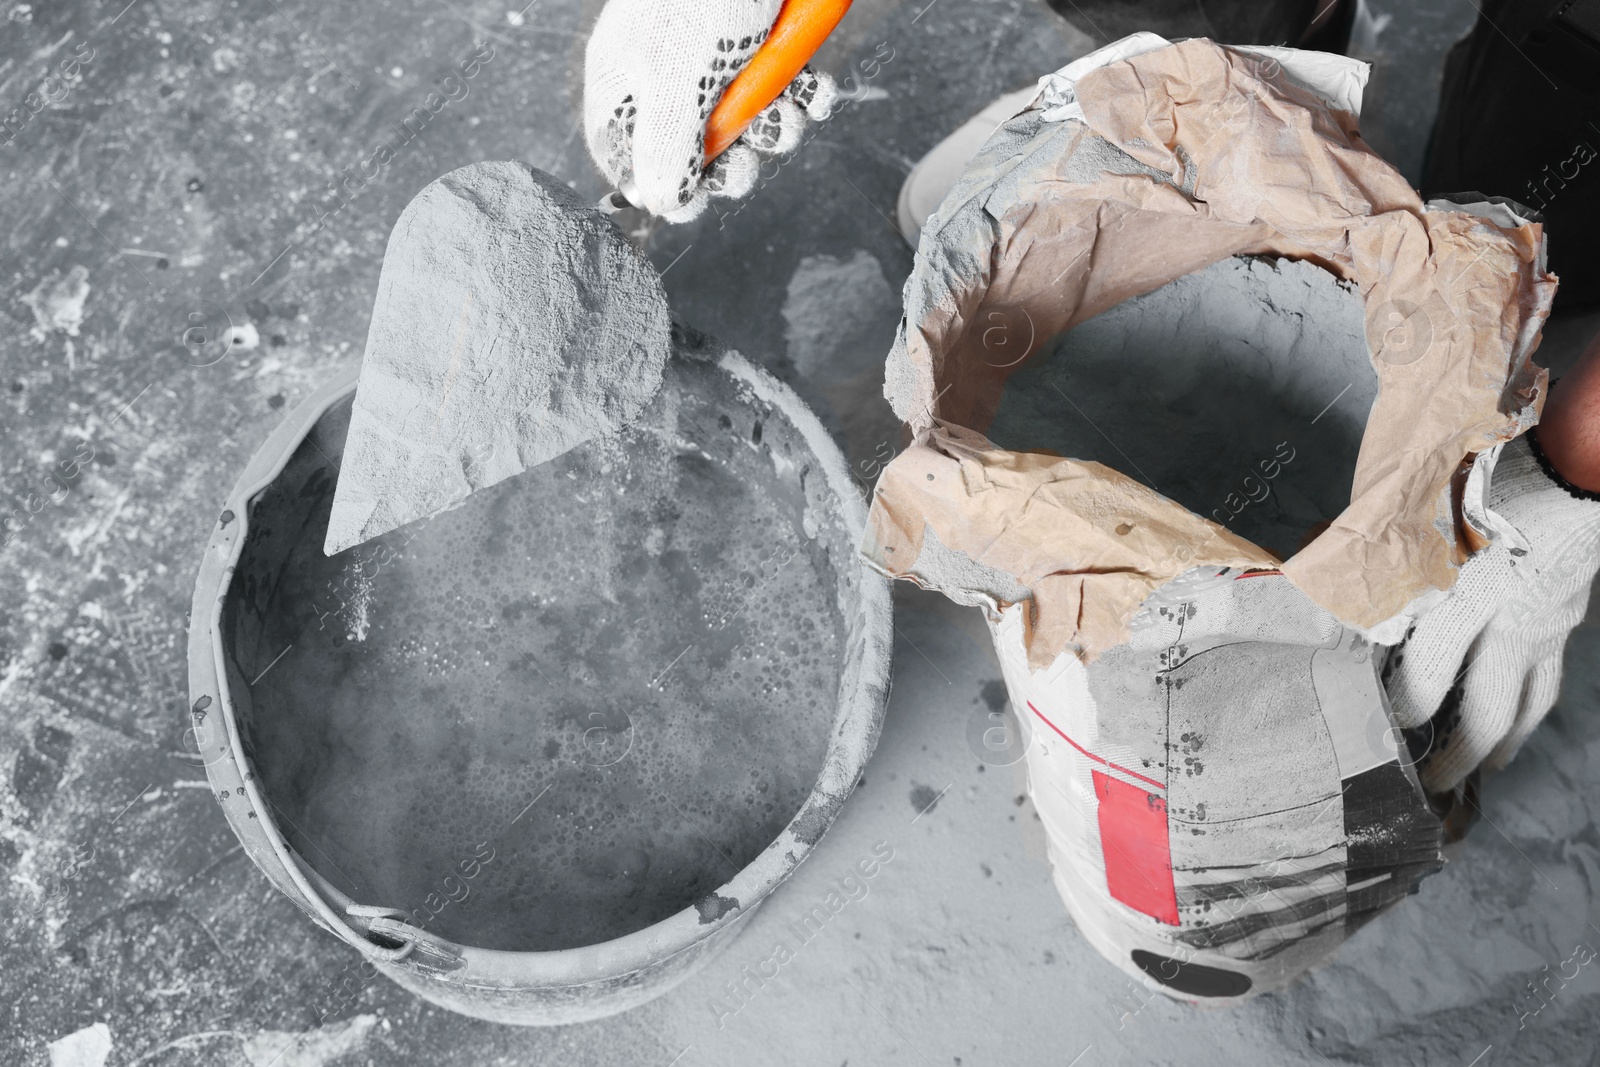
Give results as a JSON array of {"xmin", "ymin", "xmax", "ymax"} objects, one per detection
[
  {"xmin": 22, "ymin": 265, "xmax": 92, "ymax": 339},
  {"xmin": 781, "ymin": 250, "xmax": 898, "ymax": 385},
  {"xmin": 48, "ymin": 1022, "xmax": 113, "ymax": 1067},
  {"xmin": 239, "ymin": 1014, "xmax": 378, "ymax": 1067}
]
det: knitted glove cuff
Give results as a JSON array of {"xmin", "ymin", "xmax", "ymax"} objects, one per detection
[
  {"xmin": 1527, "ymin": 425, "xmax": 1600, "ymax": 505},
  {"xmin": 1486, "ymin": 432, "xmax": 1600, "ymax": 510}
]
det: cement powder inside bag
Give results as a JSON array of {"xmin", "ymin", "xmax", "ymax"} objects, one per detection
[{"xmin": 986, "ymin": 256, "xmax": 1375, "ymax": 562}]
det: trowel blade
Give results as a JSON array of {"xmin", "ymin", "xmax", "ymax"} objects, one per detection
[
  {"xmin": 322, "ymin": 161, "xmax": 671, "ymax": 556},
  {"xmin": 598, "ymin": 185, "xmax": 637, "ymax": 215}
]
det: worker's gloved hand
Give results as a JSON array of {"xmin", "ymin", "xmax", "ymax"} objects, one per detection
[
  {"xmin": 584, "ymin": 0, "xmax": 837, "ymax": 222},
  {"xmin": 1385, "ymin": 434, "xmax": 1600, "ymax": 793}
]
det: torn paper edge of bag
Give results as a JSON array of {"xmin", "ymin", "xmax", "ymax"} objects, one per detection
[{"xmin": 868, "ymin": 36, "xmax": 1557, "ymax": 671}]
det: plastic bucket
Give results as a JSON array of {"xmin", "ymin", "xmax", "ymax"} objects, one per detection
[{"xmin": 186, "ymin": 324, "xmax": 892, "ymax": 1024}]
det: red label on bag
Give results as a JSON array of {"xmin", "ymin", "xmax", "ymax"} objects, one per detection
[{"xmin": 1093, "ymin": 770, "xmax": 1179, "ymax": 926}]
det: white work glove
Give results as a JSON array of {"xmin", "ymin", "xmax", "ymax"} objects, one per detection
[
  {"xmin": 583, "ymin": 0, "xmax": 838, "ymax": 222},
  {"xmin": 1385, "ymin": 434, "xmax": 1600, "ymax": 793}
]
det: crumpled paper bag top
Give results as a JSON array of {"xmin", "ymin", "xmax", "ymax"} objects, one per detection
[{"xmin": 868, "ymin": 36, "xmax": 1556, "ymax": 668}]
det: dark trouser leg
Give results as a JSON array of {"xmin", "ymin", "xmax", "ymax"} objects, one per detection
[
  {"xmin": 1040, "ymin": 0, "xmax": 1353, "ymax": 50},
  {"xmin": 1422, "ymin": 0, "xmax": 1600, "ymax": 310}
]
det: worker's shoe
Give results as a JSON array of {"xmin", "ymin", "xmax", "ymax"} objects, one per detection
[{"xmin": 895, "ymin": 86, "xmax": 1038, "ymax": 246}]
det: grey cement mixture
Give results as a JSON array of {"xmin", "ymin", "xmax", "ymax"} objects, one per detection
[
  {"xmin": 987, "ymin": 255, "xmax": 1377, "ymax": 562},
  {"xmin": 234, "ymin": 356, "xmax": 846, "ymax": 952}
]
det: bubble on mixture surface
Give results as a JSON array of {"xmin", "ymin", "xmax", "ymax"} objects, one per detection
[{"xmin": 235, "ymin": 362, "xmax": 848, "ymax": 951}]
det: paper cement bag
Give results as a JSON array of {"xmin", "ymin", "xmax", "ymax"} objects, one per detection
[{"xmin": 864, "ymin": 36, "xmax": 1556, "ymax": 1002}]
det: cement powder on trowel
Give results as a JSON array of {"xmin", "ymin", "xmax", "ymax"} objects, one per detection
[{"xmin": 324, "ymin": 161, "xmax": 671, "ymax": 555}]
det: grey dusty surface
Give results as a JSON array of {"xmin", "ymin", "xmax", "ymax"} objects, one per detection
[{"xmin": 3, "ymin": 1, "xmax": 1600, "ymax": 1066}]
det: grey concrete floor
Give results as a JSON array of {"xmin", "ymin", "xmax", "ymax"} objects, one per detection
[{"xmin": 4, "ymin": 1, "xmax": 1600, "ymax": 1065}]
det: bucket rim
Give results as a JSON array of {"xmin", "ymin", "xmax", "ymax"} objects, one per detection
[{"xmin": 186, "ymin": 342, "xmax": 894, "ymax": 988}]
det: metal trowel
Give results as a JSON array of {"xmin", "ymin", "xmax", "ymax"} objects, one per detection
[
  {"xmin": 326, "ymin": 0, "xmax": 853, "ymax": 555},
  {"xmin": 321, "ymin": 162, "xmax": 672, "ymax": 556}
]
